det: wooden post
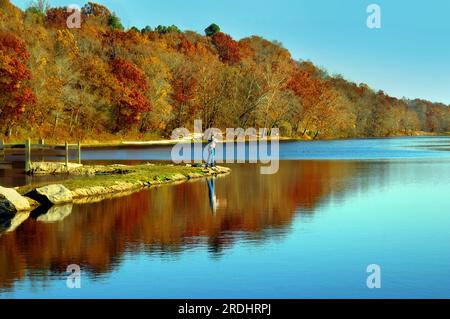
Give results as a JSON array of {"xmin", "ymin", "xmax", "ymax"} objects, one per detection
[
  {"xmin": 313, "ymin": 130, "xmax": 320, "ymax": 140},
  {"xmin": 39, "ymin": 138, "xmax": 44, "ymax": 162},
  {"xmin": 65, "ymin": 141, "xmax": 69, "ymax": 168},
  {"xmin": 0, "ymin": 140, "xmax": 4, "ymax": 160},
  {"xmin": 77, "ymin": 141, "xmax": 81, "ymax": 164},
  {"xmin": 25, "ymin": 138, "xmax": 31, "ymax": 172}
]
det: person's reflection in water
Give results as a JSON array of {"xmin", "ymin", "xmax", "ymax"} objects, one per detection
[{"xmin": 206, "ymin": 177, "xmax": 218, "ymax": 214}]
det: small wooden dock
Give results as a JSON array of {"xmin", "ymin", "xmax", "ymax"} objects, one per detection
[{"xmin": 0, "ymin": 139, "xmax": 81, "ymax": 172}]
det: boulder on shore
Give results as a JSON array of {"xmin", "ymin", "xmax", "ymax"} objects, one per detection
[
  {"xmin": 0, "ymin": 186, "xmax": 31, "ymax": 217},
  {"xmin": 29, "ymin": 162, "xmax": 83, "ymax": 175},
  {"xmin": 29, "ymin": 162, "xmax": 131, "ymax": 176},
  {"xmin": 26, "ymin": 184, "xmax": 73, "ymax": 206}
]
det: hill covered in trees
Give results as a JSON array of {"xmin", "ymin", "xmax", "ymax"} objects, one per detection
[{"xmin": 0, "ymin": 0, "xmax": 449, "ymax": 141}]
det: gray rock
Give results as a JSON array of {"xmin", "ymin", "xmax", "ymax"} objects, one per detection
[
  {"xmin": 26, "ymin": 184, "xmax": 73, "ymax": 206},
  {"xmin": 0, "ymin": 186, "xmax": 31, "ymax": 217},
  {"xmin": 30, "ymin": 162, "xmax": 83, "ymax": 175}
]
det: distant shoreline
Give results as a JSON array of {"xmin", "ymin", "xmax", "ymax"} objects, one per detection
[
  {"xmin": 2, "ymin": 132, "xmax": 448, "ymax": 148},
  {"xmin": 78, "ymin": 132, "xmax": 450, "ymax": 148}
]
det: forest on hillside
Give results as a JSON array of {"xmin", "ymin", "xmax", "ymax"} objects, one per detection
[{"xmin": 0, "ymin": 0, "xmax": 449, "ymax": 142}]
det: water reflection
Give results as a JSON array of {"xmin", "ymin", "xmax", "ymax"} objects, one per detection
[
  {"xmin": 34, "ymin": 204, "xmax": 73, "ymax": 224},
  {"xmin": 206, "ymin": 178, "xmax": 217, "ymax": 214},
  {"xmin": 0, "ymin": 160, "xmax": 383, "ymax": 292},
  {"xmin": 0, "ymin": 212, "xmax": 30, "ymax": 234}
]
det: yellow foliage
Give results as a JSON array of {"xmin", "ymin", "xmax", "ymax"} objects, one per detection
[{"xmin": 55, "ymin": 29, "xmax": 79, "ymax": 58}]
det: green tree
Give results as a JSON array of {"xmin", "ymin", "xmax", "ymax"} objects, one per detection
[
  {"xmin": 141, "ymin": 25, "xmax": 153, "ymax": 33},
  {"xmin": 108, "ymin": 13, "xmax": 124, "ymax": 30},
  {"xmin": 155, "ymin": 25, "xmax": 180, "ymax": 34},
  {"xmin": 205, "ymin": 23, "xmax": 220, "ymax": 36}
]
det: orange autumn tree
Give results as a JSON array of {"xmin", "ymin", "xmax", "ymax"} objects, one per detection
[
  {"xmin": 0, "ymin": 31, "xmax": 36, "ymax": 137},
  {"xmin": 177, "ymin": 37, "xmax": 197, "ymax": 57},
  {"xmin": 110, "ymin": 58, "xmax": 150, "ymax": 131},
  {"xmin": 211, "ymin": 32, "xmax": 241, "ymax": 65},
  {"xmin": 45, "ymin": 7, "xmax": 72, "ymax": 28},
  {"xmin": 287, "ymin": 62, "xmax": 331, "ymax": 135},
  {"xmin": 170, "ymin": 64, "xmax": 198, "ymax": 129}
]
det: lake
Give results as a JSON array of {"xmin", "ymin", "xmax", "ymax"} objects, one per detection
[{"xmin": 0, "ymin": 136, "xmax": 449, "ymax": 298}]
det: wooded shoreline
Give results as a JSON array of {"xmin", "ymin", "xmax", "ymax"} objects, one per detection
[{"xmin": 1, "ymin": 1, "xmax": 449, "ymax": 147}]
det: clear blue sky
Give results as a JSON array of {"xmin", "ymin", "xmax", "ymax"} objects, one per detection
[{"xmin": 11, "ymin": 0, "xmax": 450, "ymax": 104}]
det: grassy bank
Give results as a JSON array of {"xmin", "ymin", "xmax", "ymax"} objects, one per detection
[{"xmin": 17, "ymin": 164, "xmax": 231, "ymax": 197}]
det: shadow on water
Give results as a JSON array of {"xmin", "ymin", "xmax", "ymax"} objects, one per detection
[{"xmin": 0, "ymin": 160, "xmax": 389, "ymax": 291}]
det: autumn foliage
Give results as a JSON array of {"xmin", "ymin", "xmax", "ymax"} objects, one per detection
[
  {"xmin": 211, "ymin": 32, "xmax": 241, "ymax": 64},
  {"xmin": 0, "ymin": 160, "xmax": 360, "ymax": 288},
  {"xmin": 0, "ymin": 31, "xmax": 36, "ymax": 135},
  {"xmin": 0, "ymin": 0, "xmax": 448, "ymax": 141},
  {"xmin": 110, "ymin": 58, "xmax": 150, "ymax": 130}
]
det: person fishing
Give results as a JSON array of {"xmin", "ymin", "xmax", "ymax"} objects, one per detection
[{"xmin": 206, "ymin": 133, "xmax": 218, "ymax": 168}]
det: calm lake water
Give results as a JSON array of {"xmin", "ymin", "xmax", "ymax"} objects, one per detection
[{"xmin": 0, "ymin": 136, "xmax": 449, "ymax": 298}]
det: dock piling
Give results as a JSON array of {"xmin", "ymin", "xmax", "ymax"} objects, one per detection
[
  {"xmin": 77, "ymin": 141, "xmax": 81, "ymax": 164},
  {"xmin": 0, "ymin": 140, "xmax": 4, "ymax": 160},
  {"xmin": 65, "ymin": 142, "xmax": 69, "ymax": 168},
  {"xmin": 0, "ymin": 139, "xmax": 80, "ymax": 172},
  {"xmin": 25, "ymin": 138, "xmax": 31, "ymax": 172}
]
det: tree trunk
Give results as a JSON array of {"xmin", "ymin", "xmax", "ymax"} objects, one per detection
[
  {"xmin": 53, "ymin": 114, "xmax": 59, "ymax": 135},
  {"xmin": 5, "ymin": 125, "xmax": 12, "ymax": 137}
]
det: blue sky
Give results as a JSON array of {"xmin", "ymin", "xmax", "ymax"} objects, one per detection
[{"xmin": 11, "ymin": 0, "xmax": 450, "ymax": 104}]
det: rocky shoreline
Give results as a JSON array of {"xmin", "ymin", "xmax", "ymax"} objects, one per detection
[
  {"xmin": 0, "ymin": 163, "xmax": 231, "ymax": 234},
  {"xmin": 28, "ymin": 162, "xmax": 133, "ymax": 176}
]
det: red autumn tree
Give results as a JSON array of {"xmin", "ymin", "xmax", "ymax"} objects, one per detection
[
  {"xmin": 110, "ymin": 58, "xmax": 148, "ymax": 91},
  {"xmin": 286, "ymin": 62, "xmax": 333, "ymax": 134},
  {"xmin": 0, "ymin": 31, "xmax": 36, "ymax": 136},
  {"xmin": 177, "ymin": 38, "xmax": 196, "ymax": 56},
  {"xmin": 211, "ymin": 32, "xmax": 241, "ymax": 64},
  {"xmin": 170, "ymin": 65, "xmax": 198, "ymax": 127},
  {"xmin": 45, "ymin": 7, "xmax": 70, "ymax": 28},
  {"xmin": 102, "ymin": 29, "xmax": 140, "ymax": 59},
  {"xmin": 110, "ymin": 58, "xmax": 150, "ymax": 130},
  {"xmin": 287, "ymin": 63, "xmax": 329, "ymax": 110}
]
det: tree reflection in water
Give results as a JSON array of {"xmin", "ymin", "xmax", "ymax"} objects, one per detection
[{"xmin": 0, "ymin": 160, "xmax": 381, "ymax": 291}]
